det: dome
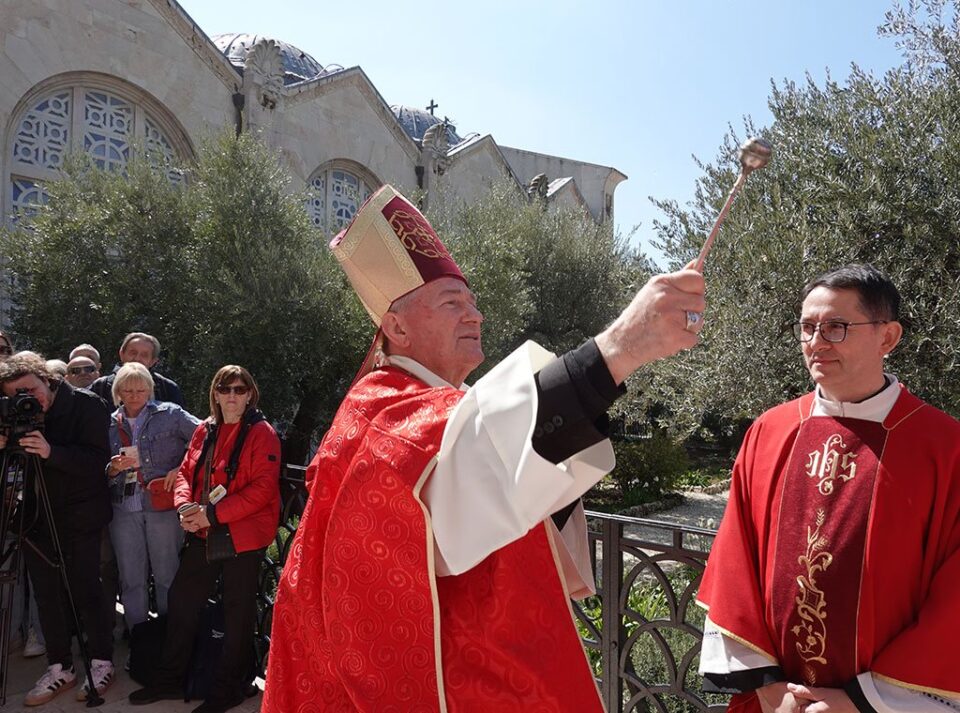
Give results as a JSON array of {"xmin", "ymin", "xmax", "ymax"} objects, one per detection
[
  {"xmin": 211, "ymin": 33, "xmax": 327, "ymax": 85},
  {"xmin": 391, "ymin": 105, "xmax": 463, "ymax": 146}
]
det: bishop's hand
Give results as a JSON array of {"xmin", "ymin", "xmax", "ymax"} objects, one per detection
[{"xmin": 595, "ymin": 267, "xmax": 706, "ymax": 385}]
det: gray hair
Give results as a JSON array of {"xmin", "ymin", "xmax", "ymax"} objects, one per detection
[
  {"xmin": 69, "ymin": 343, "xmax": 101, "ymax": 363},
  {"xmin": 111, "ymin": 362, "xmax": 155, "ymax": 407}
]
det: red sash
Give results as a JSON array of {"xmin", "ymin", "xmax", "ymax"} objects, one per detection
[{"xmin": 769, "ymin": 417, "xmax": 886, "ymax": 686}]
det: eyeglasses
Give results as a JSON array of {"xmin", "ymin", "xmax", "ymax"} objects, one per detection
[
  {"xmin": 67, "ymin": 365, "xmax": 98, "ymax": 375},
  {"xmin": 0, "ymin": 346, "xmax": 12, "ymax": 356},
  {"xmin": 215, "ymin": 384, "xmax": 250, "ymax": 396},
  {"xmin": 791, "ymin": 320, "xmax": 887, "ymax": 343}
]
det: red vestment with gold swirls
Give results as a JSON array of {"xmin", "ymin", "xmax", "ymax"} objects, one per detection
[
  {"xmin": 262, "ymin": 366, "xmax": 603, "ymax": 712},
  {"xmin": 697, "ymin": 387, "xmax": 960, "ymax": 711}
]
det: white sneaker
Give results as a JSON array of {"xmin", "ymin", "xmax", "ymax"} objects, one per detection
[
  {"xmin": 76, "ymin": 658, "xmax": 114, "ymax": 701},
  {"xmin": 22, "ymin": 627, "xmax": 46, "ymax": 658},
  {"xmin": 24, "ymin": 663, "xmax": 76, "ymax": 706}
]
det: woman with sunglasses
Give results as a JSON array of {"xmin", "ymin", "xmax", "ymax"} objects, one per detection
[{"xmin": 129, "ymin": 365, "xmax": 280, "ymax": 713}]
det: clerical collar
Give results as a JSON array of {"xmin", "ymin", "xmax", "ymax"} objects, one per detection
[
  {"xmin": 384, "ymin": 355, "xmax": 469, "ymax": 392},
  {"xmin": 811, "ymin": 373, "xmax": 899, "ymax": 422}
]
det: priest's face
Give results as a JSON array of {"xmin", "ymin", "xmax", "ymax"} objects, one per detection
[
  {"xmin": 384, "ymin": 277, "xmax": 484, "ymax": 386},
  {"xmin": 799, "ymin": 286, "xmax": 901, "ymax": 403}
]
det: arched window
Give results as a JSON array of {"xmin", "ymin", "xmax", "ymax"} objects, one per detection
[
  {"xmin": 306, "ymin": 161, "xmax": 379, "ymax": 234},
  {"xmin": 6, "ymin": 76, "xmax": 190, "ymax": 221}
]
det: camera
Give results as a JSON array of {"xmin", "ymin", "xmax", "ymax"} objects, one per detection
[{"xmin": 0, "ymin": 390, "xmax": 44, "ymax": 450}]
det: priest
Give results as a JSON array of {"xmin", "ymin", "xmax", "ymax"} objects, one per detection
[
  {"xmin": 262, "ymin": 185, "xmax": 706, "ymax": 711},
  {"xmin": 697, "ymin": 264, "xmax": 960, "ymax": 713}
]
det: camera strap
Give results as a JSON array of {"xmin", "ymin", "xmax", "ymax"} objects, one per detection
[{"xmin": 191, "ymin": 409, "xmax": 266, "ymax": 504}]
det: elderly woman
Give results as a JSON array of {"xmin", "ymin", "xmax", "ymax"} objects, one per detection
[
  {"xmin": 129, "ymin": 365, "xmax": 280, "ymax": 713},
  {"xmin": 107, "ymin": 362, "xmax": 199, "ymax": 629}
]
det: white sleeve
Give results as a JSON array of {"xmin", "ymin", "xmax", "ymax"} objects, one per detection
[
  {"xmin": 422, "ymin": 341, "xmax": 615, "ymax": 577},
  {"xmin": 698, "ymin": 616, "xmax": 777, "ymax": 675},
  {"xmin": 859, "ymin": 673, "xmax": 960, "ymax": 713}
]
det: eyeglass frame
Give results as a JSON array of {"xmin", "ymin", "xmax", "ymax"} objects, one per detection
[
  {"xmin": 215, "ymin": 384, "xmax": 250, "ymax": 396},
  {"xmin": 791, "ymin": 320, "xmax": 888, "ymax": 344},
  {"xmin": 67, "ymin": 365, "xmax": 98, "ymax": 375}
]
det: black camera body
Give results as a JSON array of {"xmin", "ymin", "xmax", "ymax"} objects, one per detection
[{"xmin": 0, "ymin": 391, "xmax": 44, "ymax": 449}]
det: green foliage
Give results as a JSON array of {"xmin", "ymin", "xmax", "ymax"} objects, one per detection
[
  {"xmin": 674, "ymin": 466, "xmax": 730, "ymax": 490},
  {"xmin": 429, "ymin": 181, "xmax": 650, "ymax": 377},
  {"xmin": 647, "ymin": 0, "xmax": 960, "ymax": 431},
  {"xmin": 0, "ymin": 143, "xmax": 646, "ymax": 453},
  {"xmin": 575, "ymin": 564, "xmax": 727, "ymax": 709},
  {"xmin": 610, "ymin": 434, "xmax": 691, "ymax": 503},
  {"xmin": 0, "ymin": 131, "xmax": 369, "ymax": 431}
]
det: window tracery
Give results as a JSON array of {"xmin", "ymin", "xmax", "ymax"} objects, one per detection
[
  {"xmin": 306, "ymin": 163, "xmax": 377, "ymax": 233},
  {"xmin": 6, "ymin": 80, "xmax": 188, "ymax": 221}
]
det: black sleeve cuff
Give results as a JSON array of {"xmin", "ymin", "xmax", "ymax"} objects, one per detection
[
  {"xmin": 843, "ymin": 678, "xmax": 878, "ymax": 713},
  {"xmin": 550, "ymin": 499, "xmax": 580, "ymax": 530},
  {"xmin": 206, "ymin": 503, "xmax": 219, "ymax": 527},
  {"xmin": 702, "ymin": 666, "xmax": 784, "ymax": 694},
  {"xmin": 532, "ymin": 338, "xmax": 626, "ymax": 464}
]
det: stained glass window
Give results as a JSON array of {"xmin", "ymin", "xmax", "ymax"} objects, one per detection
[
  {"xmin": 7, "ymin": 84, "xmax": 185, "ymax": 221},
  {"xmin": 11, "ymin": 91, "xmax": 71, "ymax": 170},
  {"xmin": 83, "ymin": 91, "xmax": 132, "ymax": 172},
  {"xmin": 306, "ymin": 166, "xmax": 371, "ymax": 233},
  {"xmin": 10, "ymin": 178, "xmax": 49, "ymax": 223}
]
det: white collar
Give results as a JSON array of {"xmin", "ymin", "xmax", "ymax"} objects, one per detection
[
  {"xmin": 811, "ymin": 373, "xmax": 900, "ymax": 422},
  {"xmin": 384, "ymin": 355, "xmax": 469, "ymax": 392}
]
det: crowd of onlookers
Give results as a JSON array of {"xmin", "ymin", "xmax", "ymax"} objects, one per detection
[{"xmin": 0, "ymin": 329, "xmax": 281, "ymax": 713}]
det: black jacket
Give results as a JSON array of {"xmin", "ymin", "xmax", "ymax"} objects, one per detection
[
  {"xmin": 18, "ymin": 382, "xmax": 112, "ymax": 536},
  {"xmin": 90, "ymin": 365, "xmax": 184, "ymax": 407}
]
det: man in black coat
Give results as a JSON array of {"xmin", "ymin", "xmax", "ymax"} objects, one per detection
[
  {"xmin": 89, "ymin": 332, "xmax": 183, "ymax": 406},
  {"xmin": 0, "ymin": 352, "xmax": 114, "ymax": 705}
]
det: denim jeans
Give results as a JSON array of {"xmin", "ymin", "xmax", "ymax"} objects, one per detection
[{"xmin": 108, "ymin": 507, "xmax": 184, "ymax": 627}]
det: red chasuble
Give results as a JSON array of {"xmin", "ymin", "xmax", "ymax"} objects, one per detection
[
  {"xmin": 262, "ymin": 367, "xmax": 602, "ymax": 713},
  {"xmin": 698, "ymin": 387, "xmax": 960, "ymax": 712}
]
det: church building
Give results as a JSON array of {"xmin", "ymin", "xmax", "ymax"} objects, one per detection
[{"xmin": 1, "ymin": 0, "xmax": 626, "ymax": 239}]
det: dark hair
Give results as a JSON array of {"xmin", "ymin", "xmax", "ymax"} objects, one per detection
[{"xmin": 801, "ymin": 263, "xmax": 900, "ymax": 322}]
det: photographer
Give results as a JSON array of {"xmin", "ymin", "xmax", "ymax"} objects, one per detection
[{"xmin": 0, "ymin": 353, "xmax": 114, "ymax": 706}]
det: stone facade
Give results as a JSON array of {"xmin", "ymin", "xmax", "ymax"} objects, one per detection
[{"xmin": 1, "ymin": 0, "xmax": 625, "ymax": 235}]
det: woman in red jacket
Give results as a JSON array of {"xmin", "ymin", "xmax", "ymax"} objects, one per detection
[{"xmin": 128, "ymin": 365, "xmax": 280, "ymax": 713}]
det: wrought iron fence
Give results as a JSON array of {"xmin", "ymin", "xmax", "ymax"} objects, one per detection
[
  {"xmin": 577, "ymin": 511, "xmax": 727, "ymax": 712},
  {"xmin": 256, "ymin": 468, "xmax": 727, "ymax": 712}
]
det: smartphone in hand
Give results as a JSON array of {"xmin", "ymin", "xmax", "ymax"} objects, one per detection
[{"xmin": 177, "ymin": 502, "xmax": 200, "ymax": 518}]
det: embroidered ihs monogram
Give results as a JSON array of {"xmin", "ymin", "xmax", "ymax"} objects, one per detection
[{"xmin": 805, "ymin": 434, "xmax": 858, "ymax": 495}]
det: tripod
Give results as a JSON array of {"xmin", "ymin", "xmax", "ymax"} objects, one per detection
[{"xmin": 0, "ymin": 445, "xmax": 104, "ymax": 707}]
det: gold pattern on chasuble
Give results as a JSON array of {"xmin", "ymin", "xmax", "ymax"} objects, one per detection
[
  {"xmin": 388, "ymin": 209, "xmax": 449, "ymax": 259},
  {"xmin": 805, "ymin": 433, "xmax": 858, "ymax": 496},
  {"xmin": 791, "ymin": 508, "xmax": 833, "ymax": 684}
]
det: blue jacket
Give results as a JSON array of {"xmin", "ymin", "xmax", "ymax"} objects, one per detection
[{"xmin": 108, "ymin": 400, "xmax": 200, "ymax": 511}]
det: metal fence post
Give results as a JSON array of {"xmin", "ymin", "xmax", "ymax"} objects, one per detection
[{"xmin": 600, "ymin": 515, "xmax": 624, "ymax": 712}]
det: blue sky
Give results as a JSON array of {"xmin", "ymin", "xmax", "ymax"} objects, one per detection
[{"xmin": 178, "ymin": 1, "xmax": 905, "ymax": 263}]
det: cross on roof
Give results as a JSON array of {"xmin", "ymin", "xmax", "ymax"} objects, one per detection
[{"xmin": 426, "ymin": 99, "xmax": 439, "ymax": 115}]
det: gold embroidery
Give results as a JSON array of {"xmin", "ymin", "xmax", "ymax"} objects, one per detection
[
  {"xmin": 805, "ymin": 434, "xmax": 857, "ymax": 495},
  {"xmin": 388, "ymin": 209, "xmax": 449, "ymax": 259},
  {"xmin": 791, "ymin": 508, "xmax": 832, "ymax": 684}
]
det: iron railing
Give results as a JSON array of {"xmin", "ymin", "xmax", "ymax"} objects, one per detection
[{"xmin": 257, "ymin": 468, "xmax": 727, "ymax": 712}]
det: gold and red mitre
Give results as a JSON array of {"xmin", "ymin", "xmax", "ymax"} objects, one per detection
[{"xmin": 330, "ymin": 184, "xmax": 466, "ymax": 325}]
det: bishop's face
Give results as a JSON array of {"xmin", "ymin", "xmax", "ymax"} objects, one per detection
[
  {"xmin": 390, "ymin": 277, "xmax": 484, "ymax": 386},
  {"xmin": 799, "ymin": 286, "xmax": 901, "ymax": 403}
]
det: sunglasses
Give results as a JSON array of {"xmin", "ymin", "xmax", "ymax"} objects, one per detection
[
  {"xmin": 215, "ymin": 384, "xmax": 250, "ymax": 396},
  {"xmin": 68, "ymin": 365, "xmax": 98, "ymax": 375}
]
